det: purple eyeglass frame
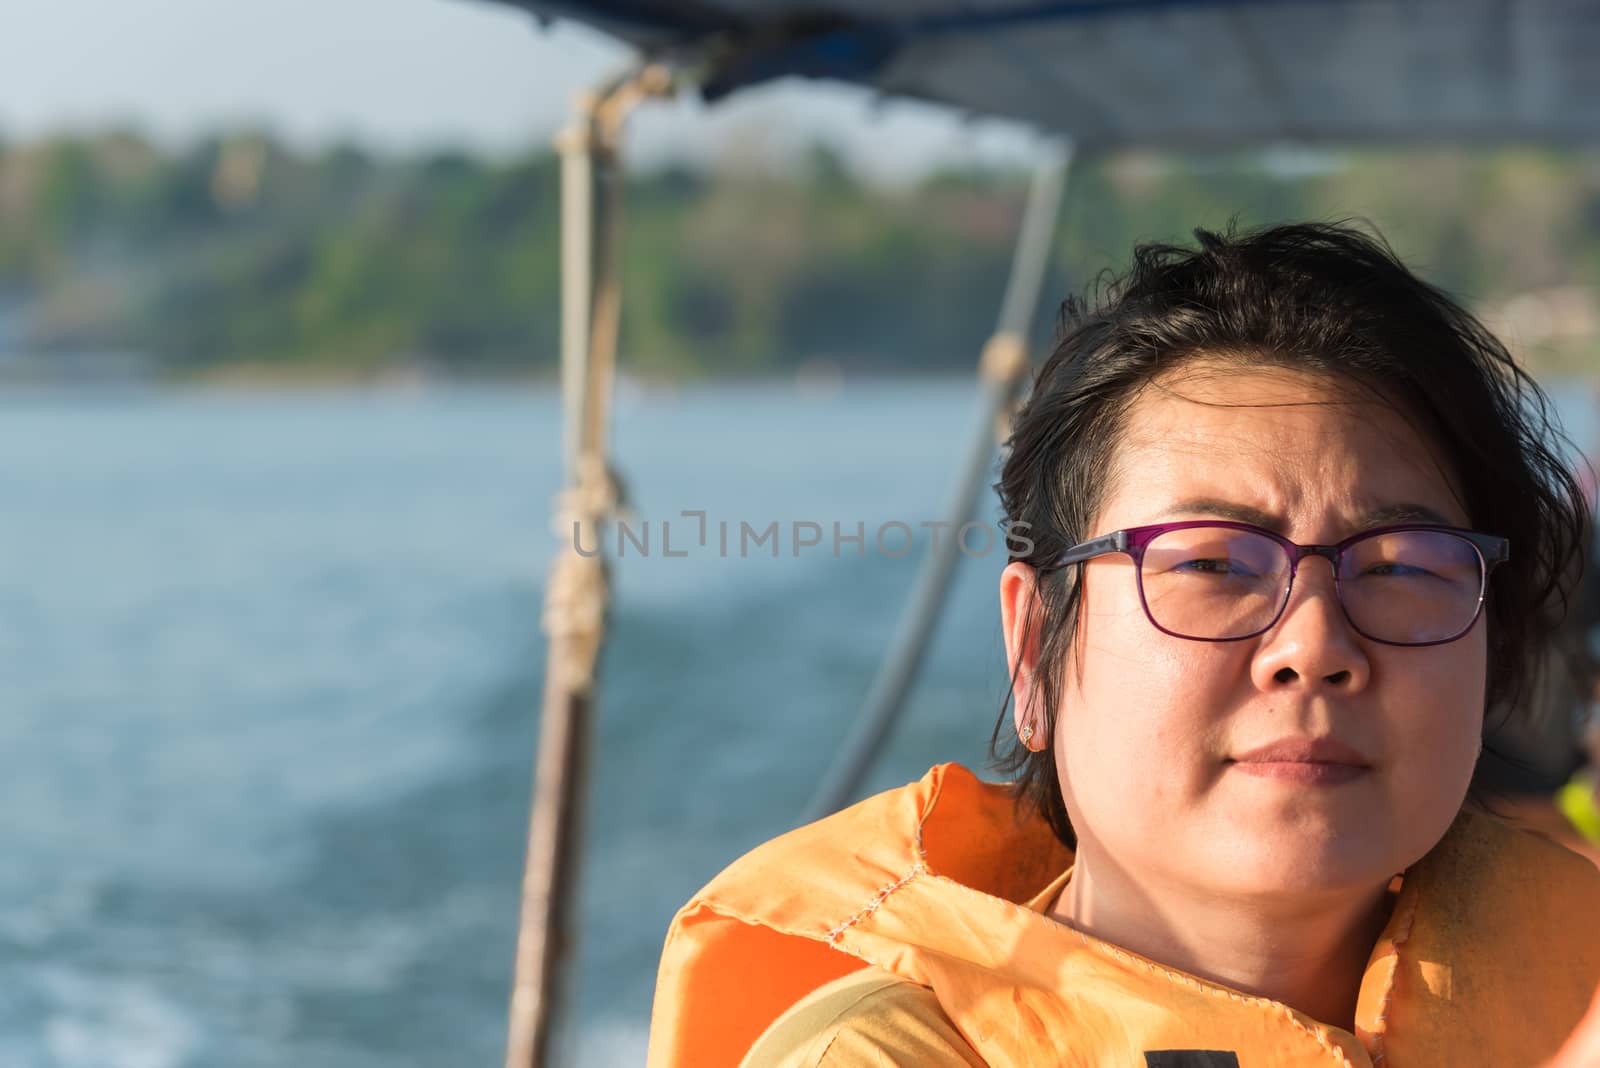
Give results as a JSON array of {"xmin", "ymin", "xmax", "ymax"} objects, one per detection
[{"xmin": 1052, "ymin": 520, "xmax": 1511, "ymax": 648}]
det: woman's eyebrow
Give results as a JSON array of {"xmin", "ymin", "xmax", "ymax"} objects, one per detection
[
  {"xmin": 1156, "ymin": 498, "xmax": 1281, "ymax": 527},
  {"xmin": 1360, "ymin": 503, "xmax": 1456, "ymax": 526},
  {"xmin": 1155, "ymin": 499, "xmax": 1457, "ymax": 529}
]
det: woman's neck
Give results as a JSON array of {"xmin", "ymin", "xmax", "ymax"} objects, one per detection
[{"xmin": 1050, "ymin": 844, "xmax": 1395, "ymax": 1031}]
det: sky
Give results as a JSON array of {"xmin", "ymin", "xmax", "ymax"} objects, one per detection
[{"xmin": 0, "ymin": 0, "xmax": 1043, "ymax": 181}]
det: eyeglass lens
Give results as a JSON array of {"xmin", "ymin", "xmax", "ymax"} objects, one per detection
[{"xmin": 1138, "ymin": 526, "xmax": 1485, "ymax": 644}]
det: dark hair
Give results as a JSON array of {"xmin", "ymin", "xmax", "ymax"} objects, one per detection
[{"xmin": 994, "ymin": 220, "xmax": 1589, "ymax": 849}]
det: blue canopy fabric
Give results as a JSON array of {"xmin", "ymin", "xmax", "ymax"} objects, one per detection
[{"xmin": 504, "ymin": 0, "xmax": 1600, "ymax": 149}]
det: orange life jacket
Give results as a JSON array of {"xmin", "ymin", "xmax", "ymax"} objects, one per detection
[{"xmin": 648, "ymin": 763, "xmax": 1600, "ymax": 1068}]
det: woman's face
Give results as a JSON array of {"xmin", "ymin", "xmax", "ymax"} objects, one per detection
[{"xmin": 1009, "ymin": 363, "xmax": 1486, "ymax": 900}]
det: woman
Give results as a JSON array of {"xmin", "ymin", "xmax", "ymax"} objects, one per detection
[{"xmin": 647, "ymin": 223, "xmax": 1600, "ymax": 1067}]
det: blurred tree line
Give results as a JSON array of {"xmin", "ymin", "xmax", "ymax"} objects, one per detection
[{"xmin": 2, "ymin": 129, "xmax": 1599, "ymax": 380}]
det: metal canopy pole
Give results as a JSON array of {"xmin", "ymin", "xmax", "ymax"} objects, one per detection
[
  {"xmin": 505, "ymin": 64, "xmax": 672, "ymax": 1068},
  {"xmin": 803, "ymin": 142, "xmax": 1074, "ymax": 823}
]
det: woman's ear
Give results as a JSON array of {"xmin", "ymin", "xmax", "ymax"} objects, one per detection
[{"xmin": 1001, "ymin": 561, "xmax": 1044, "ymax": 741}]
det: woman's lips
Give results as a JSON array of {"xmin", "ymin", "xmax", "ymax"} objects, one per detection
[
  {"xmin": 1227, "ymin": 736, "xmax": 1374, "ymax": 786},
  {"xmin": 1229, "ymin": 761, "xmax": 1370, "ymax": 785}
]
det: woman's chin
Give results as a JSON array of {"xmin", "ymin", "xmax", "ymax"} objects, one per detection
[{"xmin": 1205, "ymin": 831, "xmax": 1399, "ymax": 900}]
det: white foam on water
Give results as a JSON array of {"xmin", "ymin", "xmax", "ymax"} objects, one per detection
[{"xmin": 39, "ymin": 967, "xmax": 199, "ymax": 1068}]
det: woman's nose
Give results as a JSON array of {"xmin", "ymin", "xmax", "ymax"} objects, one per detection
[{"xmin": 1249, "ymin": 558, "xmax": 1372, "ymax": 694}]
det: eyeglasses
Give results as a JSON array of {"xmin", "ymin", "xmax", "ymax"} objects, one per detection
[{"xmin": 1052, "ymin": 521, "xmax": 1509, "ymax": 647}]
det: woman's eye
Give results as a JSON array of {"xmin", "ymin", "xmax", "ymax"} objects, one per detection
[
  {"xmin": 1364, "ymin": 561, "xmax": 1431, "ymax": 578},
  {"xmin": 1175, "ymin": 557, "xmax": 1243, "ymax": 575}
]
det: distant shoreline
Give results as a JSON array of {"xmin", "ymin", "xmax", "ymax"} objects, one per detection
[{"xmin": 0, "ymin": 357, "xmax": 1001, "ymax": 393}]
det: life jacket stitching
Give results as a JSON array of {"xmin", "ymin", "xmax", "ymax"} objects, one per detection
[
  {"xmin": 826, "ymin": 862, "xmax": 927, "ymax": 945},
  {"xmin": 1367, "ymin": 883, "xmax": 1420, "ymax": 1066},
  {"xmin": 828, "ymin": 764, "xmax": 947, "ymax": 945}
]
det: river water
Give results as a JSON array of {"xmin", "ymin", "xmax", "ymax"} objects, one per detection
[{"xmin": 1, "ymin": 380, "xmax": 1027, "ymax": 1066}]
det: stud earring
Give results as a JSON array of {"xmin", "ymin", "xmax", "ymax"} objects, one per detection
[{"xmin": 1019, "ymin": 724, "xmax": 1036, "ymax": 749}]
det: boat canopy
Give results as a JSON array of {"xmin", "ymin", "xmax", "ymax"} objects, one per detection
[{"xmin": 504, "ymin": 0, "xmax": 1600, "ymax": 149}]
